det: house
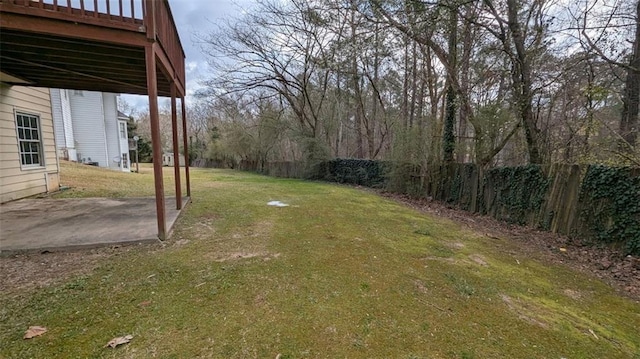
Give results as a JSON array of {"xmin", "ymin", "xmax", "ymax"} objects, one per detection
[
  {"xmin": 0, "ymin": 84, "xmax": 60, "ymax": 203},
  {"xmin": 50, "ymin": 89, "xmax": 131, "ymax": 171}
]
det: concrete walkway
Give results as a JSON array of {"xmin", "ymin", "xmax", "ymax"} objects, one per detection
[{"xmin": 0, "ymin": 197, "xmax": 188, "ymax": 253}]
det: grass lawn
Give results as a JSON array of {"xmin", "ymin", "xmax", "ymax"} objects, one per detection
[{"xmin": 1, "ymin": 162, "xmax": 639, "ymax": 358}]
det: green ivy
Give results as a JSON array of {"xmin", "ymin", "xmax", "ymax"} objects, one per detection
[
  {"xmin": 445, "ymin": 164, "xmax": 476, "ymax": 209},
  {"xmin": 317, "ymin": 159, "xmax": 389, "ymax": 188},
  {"xmin": 485, "ymin": 165, "xmax": 550, "ymax": 225},
  {"xmin": 579, "ymin": 165, "xmax": 640, "ymax": 255}
]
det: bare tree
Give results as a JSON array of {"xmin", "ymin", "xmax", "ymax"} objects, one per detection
[{"xmin": 575, "ymin": 0, "xmax": 639, "ymax": 153}]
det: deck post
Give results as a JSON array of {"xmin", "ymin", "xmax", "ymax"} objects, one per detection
[
  {"xmin": 181, "ymin": 96, "xmax": 191, "ymax": 197},
  {"xmin": 145, "ymin": 43, "xmax": 166, "ymax": 240},
  {"xmin": 144, "ymin": 0, "xmax": 156, "ymax": 40},
  {"xmin": 170, "ymin": 81, "xmax": 182, "ymax": 209}
]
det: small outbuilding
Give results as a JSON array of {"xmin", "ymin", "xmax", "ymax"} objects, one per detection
[{"xmin": 162, "ymin": 153, "xmax": 186, "ymax": 167}]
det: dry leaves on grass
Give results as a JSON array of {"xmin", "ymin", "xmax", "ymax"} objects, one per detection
[
  {"xmin": 104, "ymin": 335, "xmax": 133, "ymax": 348},
  {"xmin": 23, "ymin": 326, "xmax": 47, "ymax": 339}
]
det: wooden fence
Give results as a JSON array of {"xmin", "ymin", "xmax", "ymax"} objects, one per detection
[{"xmin": 197, "ymin": 159, "xmax": 639, "ymax": 251}]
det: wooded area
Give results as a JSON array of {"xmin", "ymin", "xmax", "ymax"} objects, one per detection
[
  {"xmin": 125, "ymin": 0, "xmax": 640, "ymax": 169},
  {"xmin": 156, "ymin": 0, "xmax": 639, "ymax": 169}
]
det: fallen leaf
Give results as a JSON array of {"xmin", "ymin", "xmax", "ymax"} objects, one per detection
[
  {"xmin": 104, "ymin": 335, "xmax": 133, "ymax": 348},
  {"xmin": 138, "ymin": 300, "xmax": 152, "ymax": 307},
  {"xmin": 559, "ymin": 247, "xmax": 567, "ymax": 252},
  {"xmin": 24, "ymin": 326, "xmax": 47, "ymax": 339}
]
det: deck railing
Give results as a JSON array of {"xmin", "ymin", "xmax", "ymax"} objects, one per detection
[
  {"xmin": 1, "ymin": 0, "xmax": 144, "ymax": 25},
  {"xmin": 1, "ymin": 0, "xmax": 185, "ymax": 89},
  {"xmin": 152, "ymin": 0, "xmax": 185, "ymax": 87}
]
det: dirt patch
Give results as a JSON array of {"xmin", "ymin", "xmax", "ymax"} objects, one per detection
[
  {"xmin": 211, "ymin": 251, "xmax": 280, "ymax": 262},
  {"xmin": 0, "ymin": 245, "xmax": 152, "ymax": 295},
  {"xmin": 563, "ymin": 289, "xmax": 583, "ymax": 300},
  {"xmin": 500, "ymin": 294, "xmax": 549, "ymax": 329},
  {"xmin": 173, "ymin": 238, "xmax": 191, "ymax": 246},
  {"xmin": 254, "ymin": 293, "xmax": 267, "ymax": 307},
  {"xmin": 422, "ymin": 256, "xmax": 457, "ymax": 263},
  {"xmin": 446, "ymin": 242, "xmax": 465, "ymax": 249},
  {"xmin": 469, "ymin": 254, "xmax": 488, "ymax": 267},
  {"xmin": 230, "ymin": 221, "xmax": 274, "ymax": 240},
  {"xmin": 414, "ymin": 279, "xmax": 429, "ymax": 294},
  {"xmin": 381, "ymin": 192, "xmax": 640, "ymax": 302}
]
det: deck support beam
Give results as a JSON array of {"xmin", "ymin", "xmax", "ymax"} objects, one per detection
[
  {"xmin": 145, "ymin": 43, "xmax": 166, "ymax": 240},
  {"xmin": 181, "ymin": 96, "xmax": 191, "ymax": 197},
  {"xmin": 170, "ymin": 81, "xmax": 182, "ymax": 210}
]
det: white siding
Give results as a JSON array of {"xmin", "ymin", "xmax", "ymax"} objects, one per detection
[
  {"xmin": 60, "ymin": 90, "xmax": 74, "ymax": 150},
  {"xmin": 70, "ymin": 90, "xmax": 108, "ymax": 166},
  {"xmin": 50, "ymin": 89, "xmax": 75, "ymax": 159},
  {"xmin": 0, "ymin": 85, "xmax": 60, "ymax": 203},
  {"xmin": 118, "ymin": 119, "xmax": 131, "ymax": 172},
  {"xmin": 51, "ymin": 89, "xmax": 65, "ymax": 149},
  {"xmin": 102, "ymin": 93, "xmax": 122, "ymax": 170}
]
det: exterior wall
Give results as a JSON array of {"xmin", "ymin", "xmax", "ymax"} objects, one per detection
[
  {"xmin": 0, "ymin": 84, "xmax": 59, "ymax": 203},
  {"xmin": 102, "ymin": 93, "xmax": 123, "ymax": 170},
  {"xmin": 69, "ymin": 90, "xmax": 108, "ymax": 166},
  {"xmin": 51, "ymin": 91, "xmax": 129, "ymax": 171},
  {"xmin": 117, "ymin": 118, "xmax": 131, "ymax": 171},
  {"xmin": 50, "ymin": 89, "xmax": 76, "ymax": 160},
  {"xmin": 162, "ymin": 153, "xmax": 186, "ymax": 167}
]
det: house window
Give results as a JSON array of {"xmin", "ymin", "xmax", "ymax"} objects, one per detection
[
  {"xmin": 74, "ymin": 90, "xmax": 83, "ymax": 96},
  {"xmin": 119, "ymin": 122, "xmax": 127, "ymax": 139},
  {"xmin": 122, "ymin": 153, "xmax": 129, "ymax": 169},
  {"xmin": 15, "ymin": 112, "xmax": 43, "ymax": 167}
]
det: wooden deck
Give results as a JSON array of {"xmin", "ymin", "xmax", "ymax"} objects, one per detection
[
  {"xmin": 0, "ymin": 0, "xmax": 185, "ymax": 97},
  {"xmin": 0, "ymin": 0, "xmax": 190, "ymax": 240}
]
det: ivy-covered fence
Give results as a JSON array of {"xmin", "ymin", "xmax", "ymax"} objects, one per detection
[
  {"xmin": 223, "ymin": 159, "xmax": 640, "ymax": 254},
  {"xmin": 578, "ymin": 166, "xmax": 640, "ymax": 254},
  {"xmin": 237, "ymin": 159, "xmax": 387, "ymax": 186},
  {"xmin": 315, "ymin": 159, "xmax": 388, "ymax": 187},
  {"xmin": 237, "ymin": 160, "xmax": 306, "ymax": 178},
  {"xmin": 390, "ymin": 163, "xmax": 639, "ymax": 254}
]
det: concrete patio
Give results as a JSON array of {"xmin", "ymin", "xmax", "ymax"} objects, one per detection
[{"xmin": 0, "ymin": 197, "xmax": 188, "ymax": 253}]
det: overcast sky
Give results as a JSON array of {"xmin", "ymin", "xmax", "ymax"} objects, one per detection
[{"xmin": 121, "ymin": 0, "xmax": 254, "ymax": 111}]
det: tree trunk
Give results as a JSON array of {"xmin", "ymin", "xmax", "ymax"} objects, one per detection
[
  {"xmin": 425, "ymin": 47, "xmax": 439, "ymax": 120},
  {"xmin": 368, "ymin": 22, "xmax": 381, "ymax": 159},
  {"xmin": 620, "ymin": 0, "xmax": 640, "ymax": 149},
  {"xmin": 350, "ymin": 2, "xmax": 364, "ymax": 158},
  {"xmin": 409, "ymin": 40, "xmax": 418, "ymax": 128},
  {"xmin": 443, "ymin": 6, "xmax": 458, "ymax": 163},
  {"xmin": 403, "ymin": 35, "xmax": 410, "ymax": 128},
  {"xmin": 507, "ymin": 0, "xmax": 542, "ymax": 164},
  {"xmin": 457, "ymin": 3, "xmax": 473, "ymax": 163}
]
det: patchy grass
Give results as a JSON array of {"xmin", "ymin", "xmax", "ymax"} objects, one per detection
[
  {"xmin": 53, "ymin": 161, "xmax": 185, "ymax": 198},
  {"xmin": 1, "ymin": 164, "xmax": 639, "ymax": 358}
]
